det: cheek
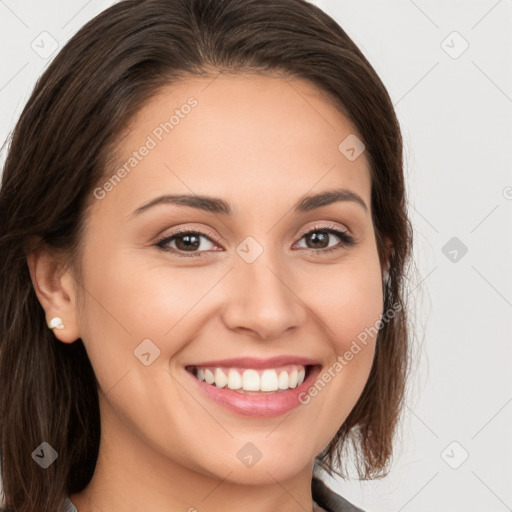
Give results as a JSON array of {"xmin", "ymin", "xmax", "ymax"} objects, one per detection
[
  {"xmin": 300, "ymin": 254, "xmax": 384, "ymax": 355},
  {"xmin": 76, "ymin": 245, "xmax": 224, "ymax": 387},
  {"xmin": 295, "ymin": 253, "xmax": 383, "ymax": 424}
]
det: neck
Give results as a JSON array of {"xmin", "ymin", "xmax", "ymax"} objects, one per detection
[{"xmin": 70, "ymin": 404, "xmax": 317, "ymax": 512}]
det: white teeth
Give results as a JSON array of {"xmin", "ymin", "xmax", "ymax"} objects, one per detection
[
  {"xmin": 192, "ymin": 364, "xmax": 310, "ymax": 392},
  {"xmin": 260, "ymin": 369, "xmax": 279, "ymax": 391},
  {"xmin": 227, "ymin": 368, "xmax": 242, "ymax": 389},
  {"xmin": 242, "ymin": 369, "xmax": 260, "ymax": 391},
  {"xmin": 278, "ymin": 370, "xmax": 289, "ymax": 390},
  {"xmin": 288, "ymin": 368, "xmax": 298, "ymax": 388},
  {"xmin": 204, "ymin": 368, "xmax": 215, "ymax": 384},
  {"xmin": 214, "ymin": 368, "xmax": 227, "ymax": 388}
]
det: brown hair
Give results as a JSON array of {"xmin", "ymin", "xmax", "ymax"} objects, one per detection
[{"xmin": 0, "ymin": 0, "xmax": 413, "ymax": 510}]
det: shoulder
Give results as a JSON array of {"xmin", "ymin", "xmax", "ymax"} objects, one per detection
[{"xmin": 312, "ymin": 476, "xmax": 365, "ymax": 512}]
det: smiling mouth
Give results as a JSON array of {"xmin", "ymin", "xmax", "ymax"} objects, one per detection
[{"xmin": 185, "ymin": 364, "xmax": 314, "ymax": 394}]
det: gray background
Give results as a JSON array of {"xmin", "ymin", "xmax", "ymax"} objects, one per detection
[{"xmin": 1, "ymin": 1, "xmax": 511, "ymax": 511}]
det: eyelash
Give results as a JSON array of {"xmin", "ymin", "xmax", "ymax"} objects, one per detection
[{"xmin": 155, "ymin": 224, "xmax": 356, "ymax": 258}]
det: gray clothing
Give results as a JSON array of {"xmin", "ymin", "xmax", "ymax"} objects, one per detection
[{"xmin": 312, "ymin": 476, "xmax": 364, "ymax": 511}]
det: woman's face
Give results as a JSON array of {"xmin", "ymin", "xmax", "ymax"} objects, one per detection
[{"xmin": 73, "ymin": 73, "xmax": 384, "ymax": 483}]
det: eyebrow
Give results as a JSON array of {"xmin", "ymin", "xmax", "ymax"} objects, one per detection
[{"xmin": 130, "ymin": 187, "xmax": 368, "ymax": 217}]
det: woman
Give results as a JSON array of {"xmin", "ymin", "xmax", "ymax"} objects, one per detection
[{"xmin": 0, "ymin": 1, "xmax": 413, "ymax": 511}]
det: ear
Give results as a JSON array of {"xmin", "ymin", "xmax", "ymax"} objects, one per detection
[{"xmin": 25, "ymin": 239, "xmax": 81, "ymax": 343}]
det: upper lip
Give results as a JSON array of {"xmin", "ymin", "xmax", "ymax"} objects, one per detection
[{"xmin": 186, "ymin": 356, "xmax": 320, "ymax": 369}]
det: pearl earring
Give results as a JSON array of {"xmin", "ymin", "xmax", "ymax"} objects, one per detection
[{"xmin": 47, "ymin": 317, "xmax": 64, "ymax": 330}]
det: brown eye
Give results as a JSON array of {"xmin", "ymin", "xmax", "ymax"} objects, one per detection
[
  {"xmin": 156, "ymin": 230, "xmax": 219, "ymax": 257},
  {"xmin": 174, "ymin": 233, "xmax": 201, "ymax": 251},
  {"xmin": 303, "ymin": 230, "xmax": 330, "ymax": 249},
  {"xmin": 295, "ymin": 227, "xmax": 355, "ymax": 253}
]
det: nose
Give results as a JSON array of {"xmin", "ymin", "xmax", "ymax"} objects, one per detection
[{"xmin": 220, "ymin": 249, "xmax": 307, "ymax": 340}]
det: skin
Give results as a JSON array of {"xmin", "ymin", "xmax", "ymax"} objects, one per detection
[{"xmin": 28, "ymin": 73, "xmax": 388, "ymax": 512}]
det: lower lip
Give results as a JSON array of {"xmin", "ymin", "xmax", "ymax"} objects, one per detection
[{"xmin": 186, "ymin": 366, "xmax": 321, "ymax": 417}]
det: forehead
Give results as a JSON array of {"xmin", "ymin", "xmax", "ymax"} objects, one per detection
[{"xmin": 95, "ymin": 73, "xmax": 372, "ymax": 218}]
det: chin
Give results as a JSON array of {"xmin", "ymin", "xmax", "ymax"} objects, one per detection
[{"xmin": 192, "ymin": 445, "xmax": 315, "ymax": 486}]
